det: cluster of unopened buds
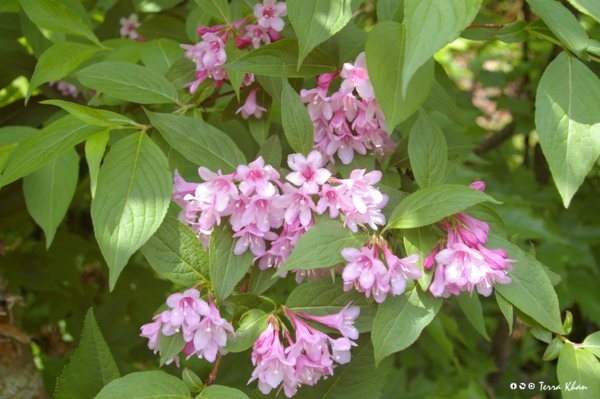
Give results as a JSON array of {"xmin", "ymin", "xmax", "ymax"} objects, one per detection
[
  {"xmin": 140, "ymin": 288, "xmax": 234, "ymax": 366},
  {"xmin": 249, "ymin": 304, "xmax": 360, "ymax": 397},
  {"xmin": 301, "ymin": 53, "xmax": 397, "ymax": 165},
  {"xmin": 180, "ymin": 0, "xmax": 287, "ymax": 103},
  {"xmin": 173, "ymin": 150, "xmax": 388, "ymax": 283}
]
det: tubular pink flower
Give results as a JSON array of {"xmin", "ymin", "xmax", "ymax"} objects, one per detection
[
  {"xmin": 236, "ymin": 156, "xmax": 280, "ymax": 197},
  {"xmin": 286, "ymin": 151, "xmax": 332, "ymax": 194},
  {"xmin": 248, "ymin": 326, "xmax": 295, "ymax": 395},
  {"xmin": 340, "ymin": 52, "xmax": 375, "ymax": 100},
  {"xmin": 237, "ymin": 87, "xmax": 267, "ymax": 119},
  {"xmin": 189, "ymin": 296, "xmax": 235, "ymax": 362},
  {"xmin": 422, "ymin": 243, "xmax": 440, "ymax": 270},
  {"xmin": 254, "ymin": 0, "xmax": 287, "ymax": 31},
  {"xmin": 166, "ymin": 288, "xmax": 210, "ymax": 327},
  {"xmin": 341, "ymin": 246, "xmax": 387, "ymax": 295},
  {"xmin": 120, "ymin": 13, "xmax": 140, "ymax": 39},
  {"xmin": 297, "ymin": 302, "xmax": 360, "ymax": 340},
  {"xmin": 140, "ymin": 315, "xmax": 163, "ymax": 351},
  {"xmin": 455, "ymin": 213, "xmax": 490, "ymax": 245},
  {"xmin": 470, "ymin": 181, "xmax": 486, "ymax": 191},
  {"xmin": 243, "ymin": 24, "xmax": 271, "ymax": 48},
  {"xmin": 382, "ymin": 245, "xmax": 423, "ymax": 296},
  {"xmin": 232, "ymin": 224, "xmax": 278, "ymax": 256},
  {"xmin": 271, "ymin": 183, "xmax": 316, "ymax": 227},
  {"xmin": 316, "ymin": 183, "xmax": 354, "ymax": 219}
]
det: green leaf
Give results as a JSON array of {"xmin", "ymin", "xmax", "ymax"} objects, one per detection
[
  {"xmin": 26, "ymin": 42, "xmax": 100, "ymax": 104},
  {"xmin": 166, "ymin": 56, "xmax": 197, "ymax": 90},
  {"xmin": 0, "ymin": 116, "xmax": 105, "ymax": 189},
  {"xmin": 281, "ymin": 77, "xmax": 313, "ymax": 156},
  {"xmin": 85, "ymin": 129, "xmax": 110, "ymax": 198},
  {"xmin": 408, "ymin": 108, "xmax": 448, "ymax": 188},
  {"xmin": 386, "ymin": 184, "xmax": 501, "ymax": 230},
  {"xmin": 256, "ymin": 134, "xmax": 282, "ymax": 169},
  {"xmin": 141, "ymin": 39, "xmax": 185, "ymax": 76},
  {"xmin": 95, "ymin": 371, "xmax": 190, "ymax": 399},
  {"xmin": 525, "ymin": 0, "xmax": 589, "ymax": 59},
  {"xmin": 0, "ymin": 126, "xmax": 39, "ymax": 144},
  {"xmin": 567, "ymin": 0, "xmax": 600, "ymax": 23},
  {"xmin": 377, "ymin": 0, "xmax": 404, "ymax": 23},
  {"xmin": 19, "ymin": 0, "xmax": 101, "ymax": 46},
  {"xmin": 146, "ymin": 111, "xmax": 247, "ymax": 174},
  {"xmin": 141, "ymin": 215, "xmax": 209, "ymax": 287},
  {"xmin": 286, "ymin": 279, "xmax": 378, "ymax": 333},
  {"xmin": 462, "ymin": 203, "xmax": 506, "ymax": 239},
  {"xmin": 199, "ymin": 385, "xmax": 249, "ymax": 399},
  {"xmin": 225, "ymin": 40, "xmax": 249, "ymax": 101},
  {"xmin": 41, "ymin": 100, "xmax": 115, "ymax": 127},
  {"xmin": 456, "ymin": 291, "xmax": 490, "ymax": 341},
  {"xmin": 402, "ymin": 0, "xmax": 483, "ymax": 96},
  {"xmin": 300, "ymin": 334, "xmax": 392, "ymax": 399},
  {"xmin": 443, "ymin": 129, "xmax": 477, "ymax": 160},
  {"xmin": 543, "ymin": 337, "xmax": 564, "ymax": 361},
  {"xmin": 23, "ymin": 148, "xmax": 79, "ymax": 249},
  {"xmin": 489, "ymin": 236, "xmax": 565, "ymax": 334},
  {"xmin": 222, "ymin": 39, "xmax": 337, "ymax": 78},
  {"xmin": 222, "ymin": 293, "xmax": 262, "ymax": 318},
  {"xmin": 589, "ymin": 39, "xmax": 600, "ymax": 57},
  {"xmin": 76, "ymin": 62, "xmax": 179, "ymax": 104},
  {"xmin": 288, "ymin": 0, "xmax": 359, "ymax": 68},
  {"xmin": 248, "ymin": 266, "xmax": 278, "ymax": 295},
  {"xmin": 182, "ymin": 368, "xmax": 204, "ymax": 392},
  {"xmin": 403, "ymin": 227, "xmax": 438, "ymax": 291},
  {"xmin": 92, "ymin": 132, "xmax": 172, "ymax": 290},
  {"xmin": 372, "ymin": 286, "xmax": 442, "ymax": 365},
  {"xmin": 494, "ymin": 20, "xmax": 530, "ymax": 43},
  {"xmin": 338, "ymin": 26, "xmax": 368, "ymax": 64},
  {"xmin": 225, "ymin": 309, "xmax": 270, "ymax": 353},
  {"xmin": 54, "ymin": 308, "xmax": 120, "ymax": 399},
  {"xmin": 275, "ymin": 220, "xmax": 366, "ymax": 276},
  {"xmin": 366, "ymin": 21, "xmax": 434, "ymax": 131},
  {"xmin": 495, "ymin": 291, "xmax": 513, "ymax": 335},
  {"xmin": 159, "ymin": 332, "xmax": 186, "ymax": 367},
  {"xmin": 248, "ymin": 88, "xmax": 272, "ymax": 146},
  {"xmin": 209, "ymin": 223, "xmax": 254, "ymax": 301},
  {"xmin": 194, "ymin": 0, "xmax": 230, "ymax": 23},
  {"xmin": 535, "ymin": 52, "xmax": 600, "ymax": 208},
  {"xmin": 583, "ymin": 331, "xmax": 600, "ymax": 358},
  {"xmin": 557, "ymin": 343, "xmax": 600, "ymax": 398},
  {"xmin": 423, "ymin": 80, "xmax": 471, "ymax": 125}
]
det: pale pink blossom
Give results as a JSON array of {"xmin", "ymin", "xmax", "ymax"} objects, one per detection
[
  {"xmin": 233, "ymin": 224, "xmax": 278, "ymax": 256},
  {"xmin": 236, "ymin": 156, "xmax": 280, "ymax": 197},
  {"xmin": 166, "ymin": 288, "xmax": 210, "ymax": 327},
  {"xmin": 254, "ymin": 0, "xmax": 287, "ymax": 31},
  {"xmin": 120, "ymin": 13, "xmax": 140, "ymax": 39},
  {"xmin": 297, "ymin": 302, "xmax": 360, "ymax": 340},
  {"xmin": 341, "ymin": 246, "xmax": 387, "ymax": 297},
  {"xmin": 188, "ymin": 297, "xmax": 235, "ymax": 362},
  {"xmin": 271, "ymin": 183, "xmax": 316, "ymax": 227},
  {"xmin": 470, "ymin": 181, "xmax": 486, "ymax": 191},
  {"xmin": 316, "ymin": 183, "xmax": 354, "ymax": 219},
  {"xmin": 286, "ymin": 151, "xmax": 332, "ymax": 194},
  {"xmin": 382, "ymin": 245, "xmax": 422, "ymax": 297},
  {"xmin": 340, "ymin": 52, "xmax": 375, "ymax": 100},
  {"xmin": 243, "ymin": 24, "xmax": 271, "ymax": 48},
  {"xmin": 237, "ymin": 87, "xmax": 267, "ymax": 119}
]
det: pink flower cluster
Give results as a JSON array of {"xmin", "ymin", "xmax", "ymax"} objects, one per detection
[
  {"xmin": 49, "ymin": 80, "xmax": 87, "ymax": 98},
  {"xmin": 140, "ymin": 288, "xmax": 234, "ymax": 366},
  {"xmin": 301, "ymin": 52, "xmax": 396, "ymax": 166},
  {"xmin": 180, "ymin": 0, "xmax": 286, "ymax": 100},
  {"xmin": 341, "ymin": 242, "xmax": 423, "ymax": 303},
  {"xmin": 120, "ymin": 13, "xmax": 141, "ymax": 40},
  {"xmin": 426, "ymin": 182, "xmax": 516, "ymax": 298},
  {"xmin": 172, "ymin": 151, "xmax": 388, "ymax": 283},
  {"xmin": 249, "ymin": 304, "xmax": 360, "ymax": 397}
]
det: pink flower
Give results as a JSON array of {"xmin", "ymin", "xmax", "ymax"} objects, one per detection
[
  {"xmin": 172, "ymin": 171, "xmax": 200, "ymax": 208},
  {"xmin": 326, "ymin": 130, "xmax": 367, "ymax": 164},
  {"xmin": 166, "ymin": 288, "xmax": 210, "ymax": 327},
  {"xmin": 422, "ymin": 243, "xmax": 440, "ymax": 270},
  {"xmin": 236, "ymin": 156, "xmax": 280, "ymax": 197},
  {"xmin": 286, "ymin": 151, "xmax": 332, "ymax": 194},
  {"xmin": 198, "ymin": 167, "xmax": 238, "ymax": 212},
  {"xmin": 300, "ymin": 87, "xmax": 332, "ymax": 121},
  {"xmin": 470, "ymin": 181, "xmax": 486, "ymax": 191},
  {"xmin": 240, "ymin": 195, "xmax": 283, "ymax": 232},
  {"xmin": 188, "ymin": 297, "xmax": 235, "ymax": 362},
  {"xmin": 120, "ymin": 13, "xmax": 140, "ymax": 39},
  {"xmin": 237, "ymin": 87, "xmax": 267, "ymax": 119},
  {"xmin": 297, "ymin": 302, "xmax": 360, "ymax": 340},
  {"xmin": 340, "ymin": 52, "xmax": 375, "ymax": 100},
  {"xmin": 316, "ymin": 183, "xmax": 354, "ymax": 219},
  {"xmin": 341, "ymin": 169, "xmax": 383, "ymax": 211},
  {"xmin": 382, "ymin": 245, "xmax": 422, "ymax": 296},
  {"xmin": 455, "ymin": 213, "xmax": 490, "ymax": 245},
  {"xmin": 254, "ymin": 0, "xmax": 287, "ymax": 31},
  {"xmin": 243, "ymin": 24, "xmax": 271, "ymax": 49},
  {"xmin": 477, "ymin": 244, "xmax": 517, "ymax": 271},
  {"xmin": 232, "ymin": 224, "xmax": 278, "ymax": 256},
  {"xmin": 341, "ymin": 246, "xmax": 387, "ymax": 296},
  {"xmin": 436, "ymin": 243, "xmax": 487, "ymax": 287},
  {"xmin": 140, "ymin": 316, "xmax": 163, "ymax": 351},
  {"xmin": 271, "ymin": 183, "xmax": 316, "ymax": 227}
]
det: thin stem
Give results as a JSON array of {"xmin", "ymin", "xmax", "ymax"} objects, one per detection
[
  {"xmin": 205, "ymin": 353, "xmax": 222, "ymax": 386},
  {"xmin": 466, "ymin": 23, "xmax": 504, "ymax": 29},
  {"xmin": 201, "ymin": 90, "xmax": 236, "ymax": 105}
]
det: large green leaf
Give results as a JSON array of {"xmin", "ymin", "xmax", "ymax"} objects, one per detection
[
  {"xmin": 0, "ymin": 116, "xmax": 105, "ymax": 189},
  {"xmin": 140, "ymin": 39, "xmax": 185, "ymax": 76},
  {"xmin": 146, "ymin": 111, "xmax": 246, "ymax": 174},
  {"xmin": 0, "ymin": 126, "xmax": 39, "ymax": 144},
  {"xmin": 377, "ymin": 0, "xmax": 404, "ymax": 23},
  {"xmin": 489, "ymin": 236, "xmax": 565, "ymax": 334},
  {"xmin": 54, "ymin": 309, "xmax": 120, "ymax": 399},
  {"xmin": 456, "ymin": 291, "xmax": 490, "ymax": 341},
  {"xmin": 526, "ymin": 0, "xmax": 589, "ymax": 59},
  {"xmin": 372, "ymin": 286, "xmax": 442, "ymax": 365},
  {"xmin": 95, "ymin": 371, "xmax": 190, "ymax": 399},
  {"xmin": 199, "ymin": 385, "xmax": 249, "ymax": 399},
  {"xmin": 583, "ymin": 331, "xmax": 600, "ymax": 358},
  {"xmin": 23, "ymin": 148, "xmax": 79, "ymax": 249},
  {"xmin": 222, "ymin": 39, "xmax": 337, "ymax": 78},
  {"xmin": 92, "ymin": 132, "xmax": 172, "ymax": 290},
  {"xmin": 281, "ymin": 77, "xmax": 314, "ymax": 156},
  {"xmin": 225, "ymin": 309, "xmax": 271, "ymax": 353},
  {"xmin": 76, "ymin": 62, "xmax": 179, "ymax": 104},
  {"xmin": 366, "ymin": 21, "xmax": 434, "ymax": 131},
  {"xmin": 159, "ymin": 333, "xmax": 186, "ymax": 367},
  {"xmin": 286, "ymin": 279, "xmax": 378, "ymax": 333},
  {"xmin": 256, "ymin": 134, "xmax": 281, "ymax": 169},
  {"xmin": 408, "ymin": 108, "xmax": 448, "ymax": 188},
  {"xmin": 275, "ymin": 220, "xmax": 366, "ymax": 276},
  {"xmin": 209, "ymin": 223, "xmax": 254, "ymax": 301},
  {"xmin": 26, "ymin": 42, "xmax": 100, "ymax": 103},
  {"xmin": 288, "ymin": 0, "xmax": 359, "ymax": 68},
  {"xmin": 141, "ymin": 215, "xmax": 209, "ymax": 287},
  {"xmin": 535, "ymin": 52, "xmax": 600, "ymax": 208},
  {"xmin": 567, "ymin": 0, "xmax": 600, "ymax": 23},
  {"xmin": 557, "ymin": 343, "xmax": 600, "ymax": 399},
  {"xmin": 424, "ymin": 80, "xmax": 471, "ymax": 125},
  {"xmin": 194, "ymin": 0, "xmax": 230, "ymax": 23},
  {"xmin": 248, "ymin": 88, "xmax": 272, "ymax": 145},
  {"xmin": 248, "ymin": 266, "xmax": 278, "ymax": 295},
  {"xmin": 85, "ymin": 129, "xmax": 110, "ymax": 198},
  {"xmin": 41, "ymin": 100, "xmax": 116, "ymax": 127},
  {"xmin": 19, "ymin": 0, "xmax": 101, "ymax": 46},
  {"xmin": 402, "ymin": 0, "xmax": 482, "ymax": 95},
  {"xmin": 403, "ymin": 227, "xmax": 438, "ymax": 291},
  {"xmin": 386, "ymin": 184, "xmax": 500, "ymax": 230}
]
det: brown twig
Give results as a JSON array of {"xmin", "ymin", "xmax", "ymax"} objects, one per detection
[
  {"xmin": 201, "ymin": 90, "xmax": 236, "ymax": 106},
  {"xmin": 474, "ymin": 121, "xmax": 517, "ymax": 154},
  {"xmin": 466, "ymin": 23, "xmax": 504, "ymax": 29},
  {"xmin": 205, "ymin": 353, "xmax": 222, "ymax": 386}
]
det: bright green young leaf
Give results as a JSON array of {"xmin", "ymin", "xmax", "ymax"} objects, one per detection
[
  {"xmin": 457, "ymin": 291, "xmax": 491, "ymax": 341},
  {"xmin": 286, "ymin": 279, "xmax": 378, "ymax": 333},
  {"xmin": 225, "ymin": 309, "xmax": 271, "ymax": 353},
  {"xmin": 209, "ymin": 223, "xmax": 254, "ymax": 301},
  {"xmin": 408, "ymin": 108, "xmax": 448, "ymax": 188},
  {"xmin": 589, "ymin": 39, "xmax": 600, "ymax": 57},
  {"xmin": 0, "ymin": 126, "xmax": 39, "ymax": 144},
  {"xmin": 95, "ymin": 371, "xmax": 190, "ymax": 399},
  {"xmin": 194, "ymin": 0, "xmax": 230, "ymax": 23},
  {"xmin": 146, "ymin": 111, "xmax": 246, "ymax": 174},
  {"xmin": 92, "ymin": 132, "xmax": 172, "ymax": 290},
  {"xmin": 543, "ymin": 337, "xmax": 564, "ymax": 361},
  {"xmin": 372, "ymin": 286, "xmax": 442, "ymax": 365},
  {"xmin": 287, "ymin": 0, "xmax": 359, "ymax": 68},
  {"xmin": 256, "ymin": 134, "xmax": 282, "ymax": 169},
  {"xmin": 26, "ymin": 42, "xmax": 100, "ymax": 103},
  {"xmin": 495, "ymin": 291, "xmax": 514, "ymax": 335},
  {"xmin": 281, "ymin": 77, "xmax": 313, "ymax": 156},
  {"xmin": 140, "ymin": 215, "xmax": 209, "ymax": 287},
  {"xmin": 366, "ymin": 21, "xmax": 434, "ymax": 131},
  {"xmin": 199, "ymin": 385, "xmax": 249, "ymax": 399},
  {"xmin": 23, "ymin": 148, "xmax": 79, "ymax": 249},
  {"xmin": 402, "ymin": 0, "xmax": 482, "ymax": 96},
  {"xmin": 423, "ymin": 80, "xmax": 471, "ymax": 125},
  {"xmin": 583, "ymin": 331, "xmax": 600, "ymax": 358},
  {"xmin": 41, "ymin": 100, "xmax": 115, "ymax": 127},
  {"xmin": 76, "ymin": 62, "xmax": 179, "ymax": 104},
  {"xmin": 525, "ymin": 0, "xmax": 589, "ymax": 59},
  {"xmin": 567, "ymin": 0, "xmax": 600, "ymax": 23},
  {"xmin": 386, "ymin": 184, "xmax": 501, "ymax": 230},
  {"xmin": 140, "ymin": 39, "xmax": 185, "ymax": 76},
  {"xmin": 557, "ymin": 343, "xmax": 600, "ymax": 398},
  {"xmin": 182, "ymin": 367, "xmax": 204, "ymax": 392},
  {"xmin": 248, "ymin": 88, "xmax": 272, "ymax": 145},
  {"xmin": 377, "ymin": 0, "xmax": 404, "ymax": 23},
  {"xmin": 275, "ymin": 220, "xmax": 366, "ymax": 276},
  {"xmin": 0, "ymin": 116, "xmax": 105, "ymax": 189},
  {"xmin": 85, "ymin": 129, "xmax": 110, "ymax": 198},
  {"xmin": 403, "ymin": 227, "xmax": 438, "ymax": 291},
  {"xmin": 54, "ymin": 308, "xmax": 120, "ymax": 399},
  {"xmin": 19, "ymin": 0, "xmax": 101, "ymax": 46},
  {"xmin": 222, "ymin": 39, "xmax": 337, "ymax": 78},
  {"xmin": 159, "ymin": 332, "xmax": 186, "ymax": 367},
  {"xmin": 535, "ymin": 52, "xmax": 600, "ymax": 208},
  {"xmin": 494, "ymin": 20, "xmax": 530, "ymax": 43}
]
